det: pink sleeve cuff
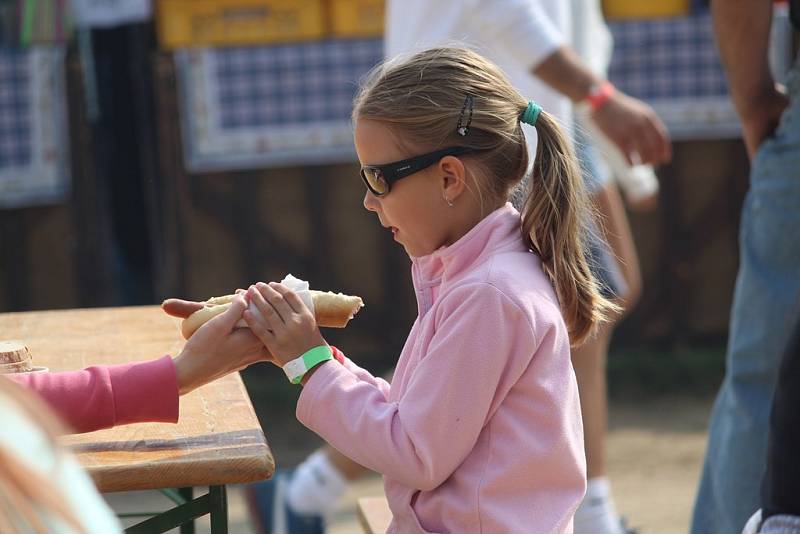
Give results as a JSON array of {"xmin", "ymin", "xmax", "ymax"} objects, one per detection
[
  {"xmin": 8, "ymin": 356, "xmax": 179, "ymax": 434},
  {"xmin": 108, "ymin": 356, "xmax": 179, "ymax": 427},
  {"xmin": 296, "ymin": 360, "xmax": 348, "ymax": 425}
]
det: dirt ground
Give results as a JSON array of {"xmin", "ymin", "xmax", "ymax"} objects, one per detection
[{"xmin": 109, "ymin": 394, "xmax": 714, "ymax": 534}]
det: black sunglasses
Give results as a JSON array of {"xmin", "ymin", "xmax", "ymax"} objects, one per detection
[{"xmin": 360, "ymin": 146, "xmax": 477, "ymax": 197}]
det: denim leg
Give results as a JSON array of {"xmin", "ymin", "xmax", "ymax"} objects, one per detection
[{"xmin": 691, "ymin": 70, "xmax": 800, "ymax": 534}]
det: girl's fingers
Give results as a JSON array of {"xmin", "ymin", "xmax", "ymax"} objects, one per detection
[
  {"xmin": 268, "ymin": 282, "xmax": 306, "ymax": 315},
  {"xmin": 257, "ymin": 282, "xmax": 297, "ymax": 318},
  {"xmin": 249, "ymin": 285, "xmax": 285, "ymax": 325},
  {"xmin": 243, "ymin": 308, "xmax": 276, "ymax": 344}
]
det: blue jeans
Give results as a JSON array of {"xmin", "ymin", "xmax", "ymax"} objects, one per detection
[{"xmin": 691, "ymin": 67, "xmax": 800, "ymax": 533}]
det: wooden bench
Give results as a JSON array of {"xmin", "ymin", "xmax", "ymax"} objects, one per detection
[{"xmin": 357, "ymin": 496, "xmax": 393, "ymax": 534}]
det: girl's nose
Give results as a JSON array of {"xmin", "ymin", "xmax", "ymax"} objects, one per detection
[{"xmin": 363, "ymin": 190, "xmax": 379, "ymax": 212}]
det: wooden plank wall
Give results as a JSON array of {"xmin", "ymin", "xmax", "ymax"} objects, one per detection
[{"xmin": 619, "ymin": 139, "xmax": 749, "ymax": 344}]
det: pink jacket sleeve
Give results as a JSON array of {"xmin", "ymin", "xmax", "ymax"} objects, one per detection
[
  {"xmin": 7, "ymin": 356, "xmax": 179, "ymax": 434},
  {"xmin": 297, "ymin": 284, "xmax": 536, "ymax": 490}
]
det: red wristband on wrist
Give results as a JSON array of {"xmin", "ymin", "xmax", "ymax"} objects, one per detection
[
  {"xmin": 586, "ymin": 80, "xmax": 616, "ymax": 112},
  {"xmin": 329, "ymin": 346, "xmax": 346, "ymax": 364}
]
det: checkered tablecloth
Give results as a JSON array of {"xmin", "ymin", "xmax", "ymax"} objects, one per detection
[
  {"xmin": 608, "ymin": 12, "xmax": 728, "ymax": 100},
  {"xmin": 176, "ymin": 10, "xmax": 794, "ymax": 170},
  {"xmin": 0, "ymin": 46, "xmax": 69, "ymax": 208},
  {"xmin": 176, "ymin": 38, "xmax": 383, "ymax": 172},
  {"xmin": 607, "ymin": 7, "xmax": 793, "ymax": 140},
  {"xmin": 606, "ymin": 10, "xmax": 741, "ymax": 140},
  {"xmin": 0, "ymin": 51, "xmax": 32, "ymax": 168}
]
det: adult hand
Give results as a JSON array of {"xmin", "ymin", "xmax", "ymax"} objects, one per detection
[
  {"xmin": 171, "ymin": 294, "xmax": 273, "ymax": 395},
  {"xmin": 739, "ymin": 84, "xmax": 789, "ymax": 159},
  {"xmin": 592, "ymin": 91, "xmax": 672, "ymax": 166},
  {"xmin": 243, "ymin": 282, "xmax": 327, "ymax": 367}
]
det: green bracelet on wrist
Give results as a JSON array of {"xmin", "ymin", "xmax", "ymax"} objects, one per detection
[{"xmin": 282, "ymin": 346, "xmax": 333, "ymax": 385}]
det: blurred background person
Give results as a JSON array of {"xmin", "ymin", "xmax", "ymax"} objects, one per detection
[
  {"xmin": 692, "ymin": 0, "xmax": 800, "ymax": 532},
  {"xmin": 0, "ymin": 377, "xmax": 122, "ymax": 533},
  {"xmin": 743, "ymin": 304, "xmax": 800, "ymax": 534}
]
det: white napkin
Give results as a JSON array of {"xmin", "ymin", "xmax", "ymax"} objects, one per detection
[
  {"xmin": 245, "ymin": 274, "xmax": 315, "ymax": 325},
  {"xmin": 279, "ymin": 273, "xmax": 315, "ymax": 314}
]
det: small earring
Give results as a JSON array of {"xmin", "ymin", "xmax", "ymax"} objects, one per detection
[{"xmin": 444, "ymin": 196, "xmax": 454, "ymax": 207}]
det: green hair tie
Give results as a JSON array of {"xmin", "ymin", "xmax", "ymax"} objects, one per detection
[{"xmin": 520, "ymin": 101, "xmax": 542, "ymax": 126}]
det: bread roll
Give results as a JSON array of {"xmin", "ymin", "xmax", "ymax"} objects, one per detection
[
  {"xmin": 0, "ymin": 340, "xmax": 33, "ymax": 373},
  {"xmin": 181, "ymin": 290, "xmax": 364, "ymax": 339},
  {"xmin": 0, "ymin": 340, "xmax": 30, "ymax": 364}
]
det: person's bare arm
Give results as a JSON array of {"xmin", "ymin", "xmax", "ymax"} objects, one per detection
[
  {"xmin": 712, "ymin": 0, "xmax": 788, "ymax": 158},
  {"xmin": 533, "ymin": 46, "xmax": 672, "ymax": 166},
  {"xmin": 533, "ymin": 45, "xmax": 598, "ymax": 103}
]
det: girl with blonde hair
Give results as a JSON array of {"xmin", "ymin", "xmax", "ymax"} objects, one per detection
[{"xmin": 243, "ymin": 47, "xmax": 617, "ymax": 532}]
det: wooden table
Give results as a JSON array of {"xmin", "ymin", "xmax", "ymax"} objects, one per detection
[{"xmin": 0, "ymin": 306, "xmax": 275, "ymax": 533}]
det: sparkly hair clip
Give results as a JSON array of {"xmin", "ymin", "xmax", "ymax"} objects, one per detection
[{"xmin": 456, "ymin": 94, "xmax": 474, "ymax": 136}]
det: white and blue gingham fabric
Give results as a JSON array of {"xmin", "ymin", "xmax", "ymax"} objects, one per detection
[
  {"xmin": 176, "ymin": 38, "xmax": 383, "ymax": 172},
  {"xmin": 607, "ymin": 8, "xmax": 793, "ymax": 140},
  {"xmin": 0, "ymin": 46, "xmax": 69, "ymax": 208},
  {"xmin": 175, "ymin": 9, "xmax": 794, "ymax": 170},
  {"xmin": 0, "ymin": 50, "xmax": 32, "ymax": 169},
  {"xmin": 607, "ymin": 10, "xmax": 741, "ymax": 140},
  {"xmin": 608, "ymin": 11, "xmax": 729, "ymax": 100}
]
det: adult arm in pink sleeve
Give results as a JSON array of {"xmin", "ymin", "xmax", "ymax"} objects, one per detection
[
  {"xmin": 7, "ymin": 356, "xmax": 179, "ymax": 434},
  {"xmin": 4, "ymin": 295, "xmax": 275, "ymax": 435}
]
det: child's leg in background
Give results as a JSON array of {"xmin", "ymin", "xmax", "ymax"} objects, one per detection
[
  {"xmin": 284, "ymin": 446, "xmax": 367, "ymax": 517},
  {"xmin": 573, "ymin": 182, "xmax": 642, "ymax": 534},
  {"xmin": 573, "ymin": 120, "xmax": 644, "ymax": 534},
  {"xmin": 572, "ymin": 320, "xmax": 619, "ymax": 534},
  {"xmin": 592, "ymin": 181, "xmax": 643, "ymax": 314},
  {"xmin": 247, "ymin": 372, "xmax": 388, "ymax": 532}
]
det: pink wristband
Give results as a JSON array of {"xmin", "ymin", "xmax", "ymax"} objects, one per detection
[
  {"xmin": 586, "ymin": 81, "xmax": 616, "ymax": 112},
  {"xmin": 330, "ymin": 346, "xmax": 346, "ymax": 364}
]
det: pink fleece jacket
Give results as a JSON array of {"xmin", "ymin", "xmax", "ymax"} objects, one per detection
[
  {"xmin": 297, "ymin": 203, "xmax": 586, "ymax": 533},
  {"xmin": 7, "ymin": 356, "xmax": 179, "ymax": 434}
]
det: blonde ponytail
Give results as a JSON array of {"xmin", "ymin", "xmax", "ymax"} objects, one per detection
[{"xmin": 521, "ymin": 112, "xmax": 619, "ymax": 346}]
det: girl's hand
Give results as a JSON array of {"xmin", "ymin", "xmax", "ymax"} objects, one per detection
[
  {"xmin": 243, "ymin": 282, "xmax": 327, "ymax": 367},
  {"xmin": 173, "ymin": 294, "xmax": 273, "ymax": 395}
]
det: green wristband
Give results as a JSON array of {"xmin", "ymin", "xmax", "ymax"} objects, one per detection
[{"xmin": 283, "ymin": 345, "xmax": 333, "ymax": 385}]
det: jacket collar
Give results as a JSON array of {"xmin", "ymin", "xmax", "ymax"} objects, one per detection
[{"xmin": 411, "ymin": 203, "xmax": 527, "ymax": 289}]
